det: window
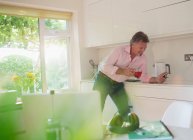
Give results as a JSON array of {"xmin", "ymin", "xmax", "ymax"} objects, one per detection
[
  {"xmin": 0, "ymin": 5, "xmax": 72, "ymax": 94},
  {"xmin": 41, "ymin": 18, "xmax": 71, "ymax": 91}
]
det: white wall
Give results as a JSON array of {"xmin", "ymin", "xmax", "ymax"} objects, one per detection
[
  {"xmin": 0, "ymin": 0, "xmax": 99, "ymax": 88},
  {"xmin": 98, "ymin": 34, "xmax": 193, "ymax": 84},
  {"xmin": 151, "ymin": 35, "xmax": 193, "ymax": 83}
]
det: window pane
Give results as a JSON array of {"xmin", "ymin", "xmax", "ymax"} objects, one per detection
[
  {"xmin": 44, "ymin": 38, "xmax": 69, "ymax": 90},
  {"xmin": 45, "ymin": 19, "xmax": 67, "ymax": 31},
  {"xmin": 0, "ymin": 15, "xmax": 71, "ymax": 93},
  {"xmin": 0, "ymin": 15, "xmax": 42, "ymax": 94}
]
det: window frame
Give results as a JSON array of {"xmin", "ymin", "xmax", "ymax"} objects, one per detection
[
  {"xmin": 39, "ymin": 18, "xmax": 72, "ymax": 93},
  {"xmin": 0, "ymin": 4, "xmax": 73, "ymax": 93}
]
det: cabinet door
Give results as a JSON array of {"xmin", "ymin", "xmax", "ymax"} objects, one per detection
[
  {"xmin": 140, "ymin": 0, "xmax": 193, "ymax": 37},
  {"xmin": 84, "ymin": 0, "xmax": 193, "ymax": 47},
  {"xmin": 132, "ymin": 96, "xmax": 173, "ymax": 121},
  {"xmin": 111, "ymin": 0, "xmax": 142, "ymax": 44},
  {"xmin": 84, "ymin": 0, "xmax": 113, "ymax": 47},
  {"xmin": 112, "ymin": 0, "xmax": 193, "ymax": 40}
]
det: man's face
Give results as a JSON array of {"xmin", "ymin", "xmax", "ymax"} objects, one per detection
[{"xmin": 131, "ymin": 41, "xmax": 147, "ymax": 56}]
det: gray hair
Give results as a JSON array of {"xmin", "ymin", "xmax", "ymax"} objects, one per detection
[{"xmin": 130, "ymin": 31, "xmax": 149, "ymax": 46}]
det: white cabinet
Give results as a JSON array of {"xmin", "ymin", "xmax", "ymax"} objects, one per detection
[
  {"xmin": 84, "ymin": 0, "xmax": 141, "ymax": 47},
  {"xmin": 114, "ymin": 0, "xmax": 193, "ymax": 38},
  {"xmin": 80, "ymin": 81, "xmax": 193, "ymax": 123},
  {"xmin": 111, "ymin": 0, "xmax": 142, "ymax": 44},
  {"xmin": 140, "ymin": 0, "xmax": 193, "ymax": 37},
  {"xmin": 132, "ymin": 97, "xmax": 172, "ymax": 121},
  {"xmin": 84, "ymin": 0, "xmax": 113, "ymax": 47},
  {"xmin": 126, "ymin": 83, "xmax": 193, "ymax": 121},
  {"xmin": 84, "ymin": 0, "xmax": 193, "ymax": 47}
]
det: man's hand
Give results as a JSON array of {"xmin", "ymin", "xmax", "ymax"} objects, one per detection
[
  {"xmin": 157, "ymin": 72, "xmax": 168, "ymax": 83},
  {"xmin": 149, "ymin": 72, "xmax": 168, "ymax": 84},
  {"xmin": 116, "ymin": 68, "xmax": 135, "ymax": 77}
]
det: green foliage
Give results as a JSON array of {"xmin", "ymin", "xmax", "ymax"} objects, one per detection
[
  {"xmin": 0, "ymin": 14, "xmax": 41, "ymax": 92},
  {"xmin": 45, "ymin": 19, "xmax": 67, "ymax": 30},
  {"xmin": 0, "ymin": 55, "xmax": 33, "ymax": 75},
  {"xmin": 0, "ymin": 55, "xmax": 34, "ymax": 93},
  {"xmin": 0, "ymin": 15, "xmax": 69, "ymax": 91},
  {"xmin": 0, "ymin": 15, "xmax": 39, "ymax": 48}
]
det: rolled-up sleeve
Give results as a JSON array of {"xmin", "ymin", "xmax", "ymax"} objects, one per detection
[{"xmin": 139, "ymin": 57, "xmax": 151, "ymax": 83}]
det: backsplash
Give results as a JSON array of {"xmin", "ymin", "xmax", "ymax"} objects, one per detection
[{"xmin": 98, "ymin": 34, "xmax": 193, "ymax": 84}]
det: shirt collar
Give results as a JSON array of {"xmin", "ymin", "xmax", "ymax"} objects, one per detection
[
  {"xmin": 125, "ymin": 45, "xmax": 131, "ymax": 54},
  {"xmin": 125, "ymin": 45, "xmax": 145, "ymax": 59}
]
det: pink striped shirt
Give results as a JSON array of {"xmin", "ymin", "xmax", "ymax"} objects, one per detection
[{"xmin": 99, "ymin": 45, "xmax": 151, "ymax": 83}]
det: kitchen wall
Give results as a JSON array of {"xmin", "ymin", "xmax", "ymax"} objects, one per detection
[
  {"xmin": 98, "ymin": 34, "xmax": 193, "ymax": 84},
  {"xmin": 151, "ymin": 35, "xmax": 193, "ymax": 84}
]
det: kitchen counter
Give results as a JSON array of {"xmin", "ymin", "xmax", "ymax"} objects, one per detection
[
  {"xmin": 80, "ymin": 79, "xmax": 193, "ymax": 122},
  {"xmin": 81, "ymin": 79, "xmax": 193, "ymax": 87},
  {"xmin": 81, "ymin": 79, "xmax": 193, "ymax": 103},
  {"xmin": 126, "ymin": 81, "xmax": 193, "ymax": 87},
  {"xmin": 124, "ymin": 81, "xmax": 193, "ymax": 121}
]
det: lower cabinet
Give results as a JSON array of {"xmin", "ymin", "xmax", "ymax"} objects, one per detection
[
  {"xmin": 132, "ymin": 95, "xmax": 193, "ymax": 122},
  {"xmin": 126, "ymin": 83, "xmax": 193, "ymax": 122},
  {"xmin": 81, "ymin": 81, "xmax": 193, "ymax": 123},
  {"xmin": 132, "ymin": 97, "xmax": 172, "ymax": 121}
]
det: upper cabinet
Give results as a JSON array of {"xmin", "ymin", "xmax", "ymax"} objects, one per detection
[
  {"xmin": 140, "ymin": 0, "xmax": 193, "ymax": 38},
  {"xmin": 84, "ymin": 0, "xmax": 113, "ymax": 47},
  {"xmin": 111, "ymin": 0, "xmax": 142, "ymax": 44},
  {"xmin": 84, "ymin": 0, "xmax": 193, "ymax": 47}
]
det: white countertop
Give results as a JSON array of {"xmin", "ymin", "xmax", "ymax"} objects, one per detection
[
  {"xmin": 81, "ymin": 79, "xmax": 193, "ymax": 88},
  {"xmin": 125, "ymin": 81, "xmax": 193, "ymax": 88}
]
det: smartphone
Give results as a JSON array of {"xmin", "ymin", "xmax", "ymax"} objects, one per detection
[{"xmin": 163, "ymin": 73, "xmax": 168, "ymax": 78}]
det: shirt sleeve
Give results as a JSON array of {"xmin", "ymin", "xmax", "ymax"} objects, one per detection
[
  {"xmin": 101, "ymin": 47, "xmax": 121, "ymax": 75},
  {"xmin": 139, "ymin": 56, "xmax": 151, "ymax": 83}
]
